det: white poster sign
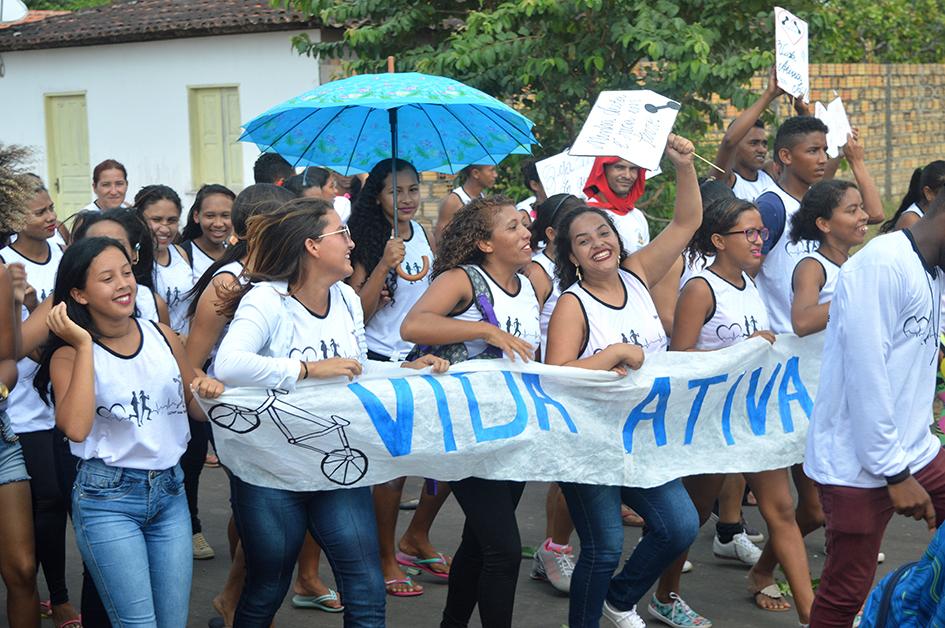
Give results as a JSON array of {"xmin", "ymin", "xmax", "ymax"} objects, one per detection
[
  {"xmin": 198, "ymin": 334, "xmax": 822, "ymax": 492},
  {"xmin": 568, "ymin": 90, "xmax": 679, "ymax": 172},
  {"xmin": 536, "ymin": 152, "xmax": 594, "ymax": 199},
  {"xmin": 775, "ymin": 7, "xmax": 810, "ymax": 101},
  {"xmin": 814, "ymin": 97, "xmax": 853, "ymax": 158}
]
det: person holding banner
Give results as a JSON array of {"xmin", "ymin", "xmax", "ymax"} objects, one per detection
[
  {"xmin": 401, "ymin": 195, "xmax": 546, "ymax": 628},
  {"xmin": 213, "ymin": 198, "xmax": 446, "ymax": 627},
  {"xmin": 32, "ymin": 237, "xmax": 223, "ymax": 627},
  {"xmin": 544, "ymin": 133, "xmax": 701, "ymax": 628},
  {"xmin": 653, "ymin": 197, "xmax": 815, "ymax": 626},
  {"xmin": 880, "ymin": 161, "xmax": 945, "ymax": 234},
  {"xmin": 804, "ymin": 190, "xmax": 945, "ymax": 627},
  {"xmin": 347, "ymin": 159, "xmax": 454, "ymax": 597}
]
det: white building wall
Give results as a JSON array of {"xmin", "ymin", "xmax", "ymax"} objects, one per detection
[{"xmin": 0, "ymin": 29, "xmax": 322, "ymax": 208}]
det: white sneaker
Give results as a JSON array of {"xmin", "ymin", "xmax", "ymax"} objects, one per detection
[
  {"xmin": 602, "ymin": 600, "xmax": 647, "ymax": 628},
  {"xmin": 192, "ymin": 532, "xmax": 215, "ymax": 560},
  {"xmin": 712, "ymin": 532, "xmax": 760, "ymax": 565},
  {"xmin": 530, "ymin": 540, "xmax": 574, "ymax": 594}
]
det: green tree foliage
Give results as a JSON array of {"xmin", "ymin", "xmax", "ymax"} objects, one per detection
[{"xmin": 24, "ymin": 0, "xmax": 110, "ymax": 9}]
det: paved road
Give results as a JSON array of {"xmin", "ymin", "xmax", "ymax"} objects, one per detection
[{"xmin": 9, "ymin": 473, "xmax": 935, "ymax": 627}]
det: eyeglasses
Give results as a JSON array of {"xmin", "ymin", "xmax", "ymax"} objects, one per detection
[
  {"xmin": 721, "ymin": 227, "xmax": 770, "ymax": 242},
  {"xmin": 316, "ymin": 225, "xmax": 351, "ymax": 240}
]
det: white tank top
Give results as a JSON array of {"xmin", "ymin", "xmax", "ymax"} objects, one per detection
[
  {"xmin": 564, "ymin": 268, "xmax": 667, "ymax": 359},
  {"xmin": 0, "ymin": 242, "xmax": 63, "ymax": 433},
  {"xmin": 189, "ymin": 241, "xmax": 218, "ymax": 281},
  {"xmin": 284, "ymin": 283, "xmax": 361, "ymax": 362},
  {"xmin": 794, "ymin": 250, "xmax": 841, "ymax": 305},
  {"xmin": 689, "ymin": 269, "xmax": 770, "ymax": 350},
  {"xmin": 452, "ymin": 186, "xmax": 475, "ymax": 205},
  {"xmin": 903, "ymin": 202, "xmax": 924, "ymax": 219},
  {"xmin": 531, "ymin": 251, "xmax": 560, "ymax": 351},
  {"xmin": 154, "ymin": 245, "xmax": 195, "ymax": 334},
  {"xmin": 135, "ymin": 287, "xmax": 160, "ymax": 322},
  {"xmin": 755, "ymin": 184, "xmax": 815, "ymax": 333},
  {"xmin": 609, "ymin": 210, "xmax": 650, "ymax": 254},
  {"xmin": 732, "ymin": 170, "xmax": 775, "ymax": 202},
  {"xmin": 453, "ymin": 266, "xmax": 541, "ymax": 359},
  {"xmin": 73, "ymin": 320, "xmax": 190, "ymax": 470},
  {"xmin": 206, "ymin": 261, "xmax": 245, "ymax": 377},
  {"xmin": 365, "ymin": 222, "xmax": 434, "ymax": 360}
]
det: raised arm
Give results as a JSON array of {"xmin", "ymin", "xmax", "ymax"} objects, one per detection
[
  {"xmin": 623, "ymin": 134, "xmax": 701, "ymax": 288},
  {"xmin": 714, "ymin": 66, "xmax": 784, "ymax": 183},
  {"xmin": 843, "ymin": 129, "xmax": 885, "ymax": 224}
]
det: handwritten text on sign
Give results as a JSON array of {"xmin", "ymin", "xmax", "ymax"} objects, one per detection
[
  {"xmin": 569, "ymin": 90, "xmax": 679, "ymax": 172},
  {"xmin": 775, "ymin": 6, "xmax": 810, "ymax": 101},
  {"xmin": 198, "ymin": 334, "xmax": 822, "ymax": 492}
]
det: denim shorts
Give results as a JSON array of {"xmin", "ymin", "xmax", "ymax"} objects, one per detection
[{"xmin": 0, "ymin": 408, "xmax": 30, "ymax": 486}]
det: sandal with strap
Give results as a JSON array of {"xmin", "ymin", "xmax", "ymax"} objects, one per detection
[
  {"xmin": 396, "ymin": 551, "xmax": 451, "ymax": 580},
  {"xmin": 385, "ymin": 577, "xmax": 424, "ymax": 597},
  {"xmin": 291, "ymin": 588, "xmax": 344, "ymax": 612},
  {"xmin": 749, "ymin": 583, "xmax": 791, "ymax": 612}
]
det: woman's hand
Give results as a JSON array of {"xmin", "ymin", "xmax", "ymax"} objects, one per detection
[
  {"xmin": 482, "ymin": 325, "xmax": 534, "ymax": 362},
  {"xmin": 842, "ymin": 128, "xmax": 863, "ymax": 164},
  {"xmin": 381, "ymin": 238, "xmax": 406, "ymax": 272},
  {"xmin": 402, "ymin": 355, "xmax": 450, "ymax": 373},
  {"xmin": 46, "ymin": 302, "xmax": 92, "ymax": 348},
  {"xmin": 664, "ymin": 133, "xmax": 695, "ymax": 168},
  {"xmin": 7, "ymin": 262, "xmax": 36, "ymax": 309},
  {"xmin": 191, "ymin": 376, "xmax": 224, "ymax": 399},
  {"xmin": 605, "ymin": 343, "xmax": 644, "ymax": 376},
  {"xmin": 749, "ymin": 330, "xmax": 776, "ymax": 345},
  {"xmin": 307, "ymin": 358, "xmax": 363, "ymax": 381}
]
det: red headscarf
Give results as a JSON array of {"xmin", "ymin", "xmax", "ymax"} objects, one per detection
[{"xmin": 582, "ymin": 156, "xmax": 647, "ymax": 216}]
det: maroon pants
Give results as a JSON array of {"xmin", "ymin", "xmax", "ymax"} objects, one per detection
[{"xmin": 810, "ymin": 448, "xmax": 945, "ymax": 628}]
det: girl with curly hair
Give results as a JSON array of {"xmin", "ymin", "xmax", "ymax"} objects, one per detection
[
  {"xmin": 402, "ymin": 195, "xmax": 550, "ymax": 627},
  {"xmin": 544, "ymin": 134, "xmax": 701, "ymax": 628},
  {"xmin": 347, "ymin": 158, "xmax": 453, "ymax": 596}
]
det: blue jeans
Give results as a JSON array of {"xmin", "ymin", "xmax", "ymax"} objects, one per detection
[
  {"xmin": 231, "ymin": 477, "xmax": 385, "ymax": 627},
  {"xmin": 72, "ymin": 458, "xmax": 192, "ymax": 628},
  {"xmin": 561, "ymin": 480, "xmax": 698, "ymax": 628}
]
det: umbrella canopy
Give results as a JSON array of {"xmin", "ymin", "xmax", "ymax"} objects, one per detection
[{"xmin": 239, "ymin": 72, "xmax": 538, "ymax": 175}]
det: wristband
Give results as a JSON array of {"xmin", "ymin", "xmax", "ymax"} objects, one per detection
[
  {"xmin": 885, "ymin": 467, "xmax": 912, "ymax": 485},
  {"xmin": 301, "ymin": 362, "xmax": 309, "ymax": 380}
]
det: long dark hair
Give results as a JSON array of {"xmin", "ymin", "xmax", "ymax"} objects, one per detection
[
  {"xmin": 553, "ymin": 206, "xmax": 628, "ymax": 290},
  {"xmin": 133, "ymin": 184, "xmax": 183, "ymax": 220},
  {"xmin": 348, "ymin": 159, "xmax": 419, "ymax": 298},
  {"xmin": 791, "ymin": 180, "xmax": 858, "ymax": 244},
  {"xmin": 72, "ymin": 208, "xmax": 157, "ymax": 291},
  {"xmin": 218, "ymin": 197, "xmax": 334, "ymax": 318},
  {"xmin": 432, "ymin": 195, "xmax": 516, "ymax": 279},
  {"xmin": 285, "ymin": 167, "xmax": 332, "ymax": 196},
  {"xmin": 880, "ymin": 161, "xmax": 945, "ymax": 233},
  {"xmin": 34, "ymin": 237, "xmax": 132, "ymax": 405},
  {"xmin": 181, "ymin": 184, "xmax": 236, "ymax": 241},
  {"xmin": 529, "ymin": 194, "xmax": 584, "ymax": 251},
  {"xmin": 186, "ymin": 184, "xmax": 295, "ymax": 318},
  {"xmin": 687, "ymin": 198, "xmax": 758, "ymax": 265}
]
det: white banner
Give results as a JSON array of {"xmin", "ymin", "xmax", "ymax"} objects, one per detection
[
  {"xmin": 569, "ymin": 90, "xmax": 679, "ymax": 172},
  {"xmin": 198, "ymin": 334, "xmax": 822, "ymax": 492},
  {"xmin": 775, "ymin": 7, "xmax": 810, "ymax": 101}
]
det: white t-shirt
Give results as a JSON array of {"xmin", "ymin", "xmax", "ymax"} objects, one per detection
[
  {"xmin": 215, "ymin": 280, "xmax": 370, "ymax": 391},
  {"xmin": 135, "ymin": 287, "xmax": 160, "ymax": 323},
  {"xmin": 792, "ymin": 250, "xmax": 841, "ymax": 305},
  {"xmin": 72, "ymin": 319, "xmax": 189, "ymax": 470},
  {"xmin": 563, "ymin": 268, "xmax": 667, "ymax": 359},
  {"xmin": 732, "ymin": 170, "xmax": 776, "ymax": 202},
  {"xmin": 755, "ymin": 184, "xmax": 816, "ymax": 333},
  {"xmin": 453, "ymin": 266, "xmax": 541, "ymax": 360},
  {"xmin": 531, "ymin": 251, "xmax": 560, "ymax": 351},
  {"xmin": 333, "ymin": 196, "xmax": 352, "ymax": 224},
  {"xmin": 0, "ymin": 241, "xmax": 63, "ymax": 433},
  {"xmin": 365, "ymin": 222, "xmax": 434, "ymax": 361},
  {"xmin": 153, "ymin": 245, "xmax": 195, "ymax": 334},
  {"xmin": 609, "ymin": 209, "xmax": 650, "ymax": 254},
  {"xmin": 805, "ymin": 231, "xmax": 944, "ymax": 488},
  {"xmin": 688, "ymin": 269, "xmax": 769, "ymax": 351}
]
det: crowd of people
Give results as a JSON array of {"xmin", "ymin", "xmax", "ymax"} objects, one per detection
[{"xmin": 0, "ymin": 67, "xmax": 943, "ymax": 628}]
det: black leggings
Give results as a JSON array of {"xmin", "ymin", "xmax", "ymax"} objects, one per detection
[
  {"xmin": 18, "ymin": 429, "xmax": 70, "ymax": 607},
  {"xmin": 52, "ymin": 429, "xmax": 111, "ymax": 628},
  {"xmin": 180, "ymin": 417, "xmax": 211, "ymax": 533},
  {"xmin": 441, "ymin": 478, "xmax": 524, "ymax": 628}
]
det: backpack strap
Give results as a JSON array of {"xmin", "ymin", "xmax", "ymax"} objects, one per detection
[
  {"xmin": 876, "ymin": 560, "xmax": 916, "ymax": 628},
  {"xmin": 460, "ymin": 265, "xmax": 499, "ymax": 327}
]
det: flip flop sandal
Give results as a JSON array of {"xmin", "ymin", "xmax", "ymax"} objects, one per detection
[
  {"xmin": 385, "ymin": 577, "xmax": 424, "ymax": 597},
  {"xmin": 40, "ymin": 600, "xmax": 52, "ymax": 619},
  {"xmin": 749, "ymin": 583, "xmax": 791, "ymax": 612},
  {"xmin": 291, "ymin": 589, "xmax": 344, "ymax": 613},
  {"xmin": 396, "ymin": 551, "xmax": 450, "ymax": 580}
]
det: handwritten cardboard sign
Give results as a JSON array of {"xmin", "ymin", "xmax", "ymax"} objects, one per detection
[
  {"xmin": 814, "ymin": 97, "xmax": 853, "ymax": 158},
  {"xmin": 569, "ymin": 90, "xmax": 679, "ymax": 172},
  {"xmin": 775, "ymin": 7, "xmax": 809, "ymax": 101},
  {"xmin": 536, "ymin": 152, "xmax": 595, "ymax": 199}
]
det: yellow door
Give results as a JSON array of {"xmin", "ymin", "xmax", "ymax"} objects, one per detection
[
  {"xmin": 45, "ymin": 93, "xmax": 91, "ymax": 218},
  {"xmin": 189, "ymin": 86, "xmax": 243, "ymax": 190}
]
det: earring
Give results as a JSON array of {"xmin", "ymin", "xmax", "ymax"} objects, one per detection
[{"xmin": 576, "ymin": 266, "xmax": 583, "ymax": 281}]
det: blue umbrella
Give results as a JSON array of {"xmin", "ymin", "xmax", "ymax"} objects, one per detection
[{"xmin": 239, "ymin": 72, "xmax": 538, "ymax": 177}]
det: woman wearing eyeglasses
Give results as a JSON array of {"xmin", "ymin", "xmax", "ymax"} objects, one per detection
[
  {"xmin": 213, "ymin": 198, "xmax": 446, "ymax": 627},
  {"xmin": 650, "ymin": 197, "xmax": 814, "ymax": 627}
]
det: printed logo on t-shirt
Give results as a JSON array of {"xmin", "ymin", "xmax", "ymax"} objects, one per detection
[
  {"xmin": 784, "ymin": 240, "xmax": 817, "ymax": 257},
  {"xmin": 504, "ymin": 316, "xmax": 524, "ymax": 336},
  {"xmin": 289, "ymin": 340, "xmax": 354, "ymax": 361},
  {"xmin": 715, "ymin": 316, "xmax": 761, "ymax": 342},
  {"xmin": 95, "ymin": 381, "xmax": 185, "ymax": 427},
  {"xmin": 164, "ymin": 287, "xmax": 184, "ymax": 309}
]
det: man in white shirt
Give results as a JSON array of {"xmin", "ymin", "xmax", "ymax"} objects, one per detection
[{"xmin": 804, "ymin": 192, "xmax": 945, "ymax": 627}]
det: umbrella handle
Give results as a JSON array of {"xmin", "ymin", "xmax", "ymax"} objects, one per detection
[{"xmin": 396, "ymin": 255, "xmax": 430, "ymax": 282}]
